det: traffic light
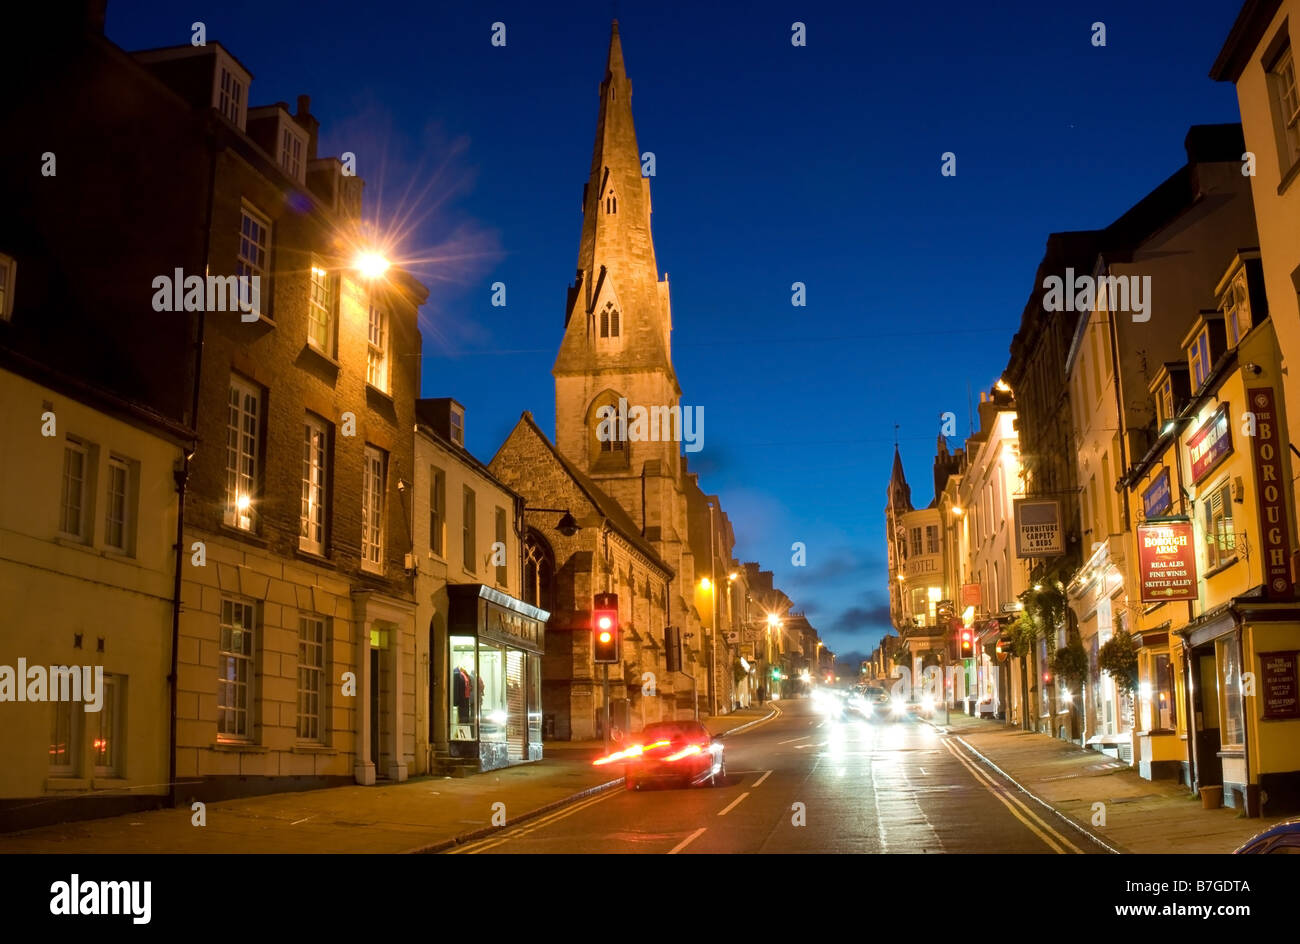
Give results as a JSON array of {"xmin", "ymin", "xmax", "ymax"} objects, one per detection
[
  {"xmin": 592, "ymin": 593, "xmax": 620, "ymax": 663},
  {"xmin": 959, "ymin": 629, "xmax": 974, "ymax": 659},
  {"xmin": 664, "ymin": 624, "xmax": 682, "ymax": 673}
]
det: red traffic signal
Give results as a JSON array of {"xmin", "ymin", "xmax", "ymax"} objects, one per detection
[
  {"xmin": 592, "ymin": 592, "xmax": 620, "ymax": 663},
  {"xmin": 959, "ymin": 630, "xmax": 974, "ymax": 659}
]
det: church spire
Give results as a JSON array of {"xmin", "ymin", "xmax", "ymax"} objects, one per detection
[
  {"xmin": 888, "ymin": 446, "xmax": 913, "ymax": 513},
  {"xmin": 553, "ymin": 20, "xmax": 676, "ymax": 386}
]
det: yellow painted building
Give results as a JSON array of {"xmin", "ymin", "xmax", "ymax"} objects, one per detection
[
  {"xmin": 0, "ymin": 367, "xmax": 187, "ymax": 829},
  {"xmin": 1124, "ymin": 253, "xmax": 1300, "ymax": 815}
]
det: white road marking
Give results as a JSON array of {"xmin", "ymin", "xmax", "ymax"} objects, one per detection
[
  {"xmin": 753, "ymin": 770, "xmax": 773, "ymax": 787},
  {"xmin": 668, "ymin": 827, "xmax": 707, "ymax": 854},
  {"xmin": 718, "ymin": 792, "xmax": 750, "ymax": 816},
  {"xmin": 778, "ymin": 736, "xmax": 808, "ymax": 745}
]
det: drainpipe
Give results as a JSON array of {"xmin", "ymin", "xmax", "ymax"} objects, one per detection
[
  {"xmin": 1236, "ymin": 619, "xmax": 1255, "ymax": 815},
  {"xmin": 169, "ymin": 138, "xmax": 215, "ymax": 808}
]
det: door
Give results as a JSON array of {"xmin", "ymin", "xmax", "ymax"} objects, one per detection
[
  {"xmin": 506, "ymin": 649, "xmax": 525, "ymax": 760},
  {"xmin": 1193, "ymin": 648, "xmax": 1222, "ymax": 788},
  {"xmin": 370, "ymin": 647, "xmax": 381, "ymax": 773}
]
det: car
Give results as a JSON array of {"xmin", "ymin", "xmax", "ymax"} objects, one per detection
[
  {"xmin": 1233, "ymin": 819, "xmax": 1300, "ymax": 853},
  {"xmin": 859, "ymin": 686, "xmax": 891, "ymax": 720},
  {"xmin": 619, "ymin": 721, "xmax": 725, "ymax": 791}
]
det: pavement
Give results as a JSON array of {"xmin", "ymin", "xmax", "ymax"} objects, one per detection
[
  {"xmin": 0, "ymin": 704, "xmax": 775, "ymax": 855},
  {"xmin": 925, "ymin": 708, "xmax": 1291, "ymax": 854}
]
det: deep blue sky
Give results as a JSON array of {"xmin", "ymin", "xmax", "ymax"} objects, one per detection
[{"xmin": 112, "ymin": 1, "xmax": 1244, "ymax": 666}]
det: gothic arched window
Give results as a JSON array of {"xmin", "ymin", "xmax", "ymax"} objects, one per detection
[
  {"xmin": 605, "ymin": 189, "xmax": 616, "ymax": 214},
  {"xmin": 600, "ymin": 301, "xmax": 620, "ymax": 340},
  {"xmin": 588, "ymin": 390, "xmax": 630, "ymax": 469},
  {"xmin": 523, "ymin": 529, "xmax": 555, "ymax": 613},
  {"xmin": 600, "ymin": 308, "xmax": 609, "ymax": 338}
]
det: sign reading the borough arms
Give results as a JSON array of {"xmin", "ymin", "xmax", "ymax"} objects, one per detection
[{"xmin": 1136, "ymin": 521, "xmax": 1197, "ymax": 602}]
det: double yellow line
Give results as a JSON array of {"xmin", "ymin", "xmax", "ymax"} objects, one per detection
[
  {"xmin": 940, "ymin": 737, "xmax": 1084, "ymax": 854},
  {"xmin": 447, "ymin": 789, "xmax": 618, "ymax": 854}
]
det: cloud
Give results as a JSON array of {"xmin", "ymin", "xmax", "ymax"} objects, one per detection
[{"xmin": 829, "ymin": 603, "xmax": 892, "ymax": 635}]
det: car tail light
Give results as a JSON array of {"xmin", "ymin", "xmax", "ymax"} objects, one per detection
[
  {"xmin": 592, "ymin": 739, "xmax": 670, "ymax": 766},
  {"xmin": 665, "ymin": 743, "xmax": 705, "ymax": 762}
]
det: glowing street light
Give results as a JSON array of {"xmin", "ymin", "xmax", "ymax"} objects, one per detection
[{"xmin": 354, "ymin": 250, "xmax": 390, "ymax": 279}]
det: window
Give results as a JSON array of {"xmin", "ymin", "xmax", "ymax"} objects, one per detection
[
  {"xmin": 362, "ymin": 446, "xmax": 385, "ymax": 572},
  {"xmin": 1269, "ymin": 46, "xmax": 1300, "ymax": 171},
  {"xmin": 599, "ymin": 302, "xmax": 620, "ymax": 340},
  {"xmin": 93, "ymin": 674, "xmax": 122, "ymax": 777},
  {"xmin": 1189, "ymin": 328, "xmax": 1212, "ymax": 391},
  {"xmin": 495, "ymin": 506, "xmax": 508, "ymax": 587},
  {"xmin": 1222, "ymin": 270, "xmax": 1252, "ymax": 347},
  {"xmin": 909, "ymin": 527, "xmax": 922, "ymax": 557},
  {"xmin": 104, "ymin": 455, "xmax": 132, "ymax": 553},
  {"xmin": 225, "ymin": 376, "xmax": 260, "ymax": 530},
  {"xmin": 307, "ymin": 257, "xmax": 336, "ymax": 356},
  {"xmin": 463, "ymin": 486, "xmax": 477, "ymax": 573},
  {"xmin": 237, "ymin": 205, "xmax": 269, "ymax": 318},
  {"xmin": 523, "ymin": 530, "xmax": 555, "ymax": 612},
  {"xmin": 367, "ymin": 303, "xmax": 389, "ymax": 392},
  {"xmin": 280, "ymin": 124, "xmax": 305, "ymax": 182},
  {"xmin": 1203, "ymin": 480, "xmax": 1236, "ymax": 570},
  {"xmin": 605, "ymin": 188, "xmax": 617, "ymax": 214},
  {"xmin": 429, "ymin": 466, "xmax": 446, "ymax": 557},
  {"xmin": 218, "ymin": 598, "xmax": 256, "ymax": 740},
  {"xmin": 925, "ymin": 525, "xmax": 939, "ymax": 554},
  {"xmin": 0, "ymin": 251, "xmax": 15, "ymax": 320},
  {"xmin": 297, "ymin": 616, "xmax": 326, "ymax": 742},
  {"xmin": 300, "ymin": 415, "xmax": 328, "ymax": 554},
  {"xmin": 217, "ymin": 65, "xmax": 245, "ymax": 127},
  {"xmin": 450, "ymin": 406, "xmax": 464, "ymax": 446},
  {"xmin": 49, "ymin": 700, "xmax": 79, "ymax": 775},
  {"xmin": 1153, "ymin": 652, "xmax": 1176, "ymax": 731},
  {"xmin": 1222, "ymin": 638, "xmax": 1245, "ymax": 747},
  {"xmin": 59, "ymin": 438, "xmax": 91, "ymax": 540},
  {"xmin": 1158, "ymin": 377, "xmax": 1174, "ymax": 424}
]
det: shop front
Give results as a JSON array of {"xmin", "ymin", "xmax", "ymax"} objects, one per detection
[{"xmin": 445, "ymin": 584, "xmax": 549, "ymax": 772}]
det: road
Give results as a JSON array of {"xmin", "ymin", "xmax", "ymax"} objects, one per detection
[{"xmin": 449, "ymin": 697, "xmax": 1111, "ymax": 854}]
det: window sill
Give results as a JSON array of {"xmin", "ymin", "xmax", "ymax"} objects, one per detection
[
  {"xmin": 102, "ymin": 548, "xmax": 138, "ymax": 564},
  {"xmin": 302, "ymin": 342, "xmax": 341, "ymax": 373},
  {"xmin": 295, "ymin": 546, "xmax": 335, "ymax": 568},
  {"xmin": 240, "ymin": 312, "xmax": 276, "ymax": 330},
  {"xmin": 360, "ymin": 563, "xmax": 386, "ymax": 579},
  {"xmin": 52, "ymin": 535, "xmax": 94, "ymax": 552},
  {"xmin": 366, "ymin": 383, "xmax": 394, "ymax": 404},
  {"xmin": 219, "ymin": 524, "xmax": 268, "ymax": 548},
  {"xmin": 45, "ymin": 777, "xmax": 90, "ymax": 792},
  {"xmin": 211, "ymin": 741, "xmax": 268, "ymax": 752},
  {"xmin": 1203, "ymin": 556, "xmax": 1240, "ymax": 580},
  {"xmin": 1277, "ymin": 158, "xmax": 1300, "ymax": 196},
  {"xmin": 92, "ymin": 777, "xmax": 128, "ymax": 789},
  {"xmin": 292, "ymin": 744, "xmax": 337, "ymax": 754}
]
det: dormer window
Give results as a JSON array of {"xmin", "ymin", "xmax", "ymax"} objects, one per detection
[
  {"xmin": 1157, "ymin": 376, "xmax": 1174, "ymax": 425},
  {"xmin": 213, "ymin": 52, "xmax": 249, "ymax": 130},
  {"xmin": 1221, "ymin": 269, "xmax": 1252, "ymax": 347},
  {"xmin": 279, "ymin": 121, "xmax": 307, "ymax": 184},
  {"xmin": 1189, "ymin": 327, "xmax": 1212, "ymax": 391},
  {"xmin": 450, "ymin": 405, "xmax": 465, "ymax": 446}
]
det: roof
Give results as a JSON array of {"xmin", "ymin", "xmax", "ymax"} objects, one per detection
[
  {"xmin": 1210, "ymin": 0, "xmax": 1283, "ymax": 83},
  {"xmin": 509, "ymin": 412, "xmax": 674, "ymax": 576}
]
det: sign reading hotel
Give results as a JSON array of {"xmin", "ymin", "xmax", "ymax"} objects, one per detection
[
  {"xmin": 1247, "ymin": 387, "xmax": 1295, "ymax": 599},
  {"xmin": 1136, "ymin": 521, "xmax": 1197, "ymax": 602},
  {"xmin": 1187, "ymin": 403, "xmax": 1232, "ymax": 484},
  {"xmin": 1259, "ymin": 651, "xmax": 1300, "ymax": 721},
  {"xmin": 1013, "ymin": 499, "xmax": 1063, "ymax": 558}
]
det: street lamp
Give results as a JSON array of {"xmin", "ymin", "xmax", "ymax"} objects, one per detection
[
  {"xmin": 354, "ymin": 250, "xmax": 390, "ymax": 279},
  {"xmin": 523, "ymin": 506, "xmax": 580, "ymax": 537}
]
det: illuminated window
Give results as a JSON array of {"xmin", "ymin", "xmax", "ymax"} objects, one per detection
[
  {"xmin": 297, "ymin": 617, "xmax": 326, "ymax": 742},
  {"xmin": 1153, "ymin": 652, "xmax": 1176, "ymax": 731},
  {"xmin": 1203, "ymin": 481, "xmax": 1236, "ymax": 570},
  {"xmin": 307, "ymin": 256, "xmax": 336, "ymax": 356},
  {"xmin": 49, "ymin": 700, "xmax": 80, "ymax": 775},
  {"xmin": 225, "ymin": 375, "xmax": 260, "ymax": 530},
  {"xmin": 362, "ymin": 446, "xmax": 386, "ymax": 572},
  {"xmin": 1157, "ymin": 377, "xmax": 1174, "ymax": 424},
  {"xmin": 300, "ymin": 415, "xmax": 328, "ymax": 554},
  {"xmin": 1222, "ymin": 640, "xmax": 1245, "ymax": 747},
  {"xmin": 925, "ymin": 525, "xmax": 939, "ymax": 554},
  {"xmin": 367, "ymin": 303, "xmax": 389, "ymax": 392},
  {"xmin": 92, "ymin": 674, "xmax": 122, "ymax": 777},
  {"xmin": 218, "ymin": 598, "xmax": 256, "ymax": 740}
]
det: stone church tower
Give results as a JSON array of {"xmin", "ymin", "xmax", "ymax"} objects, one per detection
[{"xmin": 553, "ymin": 22, "xmax": 698, "ymax": 616}]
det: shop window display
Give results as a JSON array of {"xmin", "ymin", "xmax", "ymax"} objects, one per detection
[{"xmin": 450, "ymin": 635, "xmax": 478, "ymax": 741}]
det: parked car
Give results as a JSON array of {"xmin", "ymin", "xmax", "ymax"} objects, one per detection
[
  {"xmin": 619, "ymin": 721, "xmax": 725, "ymax": 791},
  {"xmin": 1234, "ymin": 819, "xmax": 1300, "ymax": 853}
]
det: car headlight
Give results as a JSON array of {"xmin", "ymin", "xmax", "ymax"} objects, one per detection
[
  {"xmin": 922, "ymin": 695, "xmax": 935, "ymax": 712},
  {"xmin": 891, "ymin": 698, "xmax": 905, "ymax": 714}
]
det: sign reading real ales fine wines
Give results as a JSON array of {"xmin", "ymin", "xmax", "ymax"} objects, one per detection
[{"xmin": 1136, "ymin": 521, "xmax": 1197, "ymax": 602}]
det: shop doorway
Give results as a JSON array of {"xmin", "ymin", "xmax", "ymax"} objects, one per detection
[
  {"xmin": 1192, "ymin": 646, "xmax": 1222, "ymax": 789},
  {"xmin": 507, "ymin": 650, "xmax": 525, "ymax": 760},
  {"xmin": 370, "ymin": 647, "xmax": 381, "ymax": 773}
]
